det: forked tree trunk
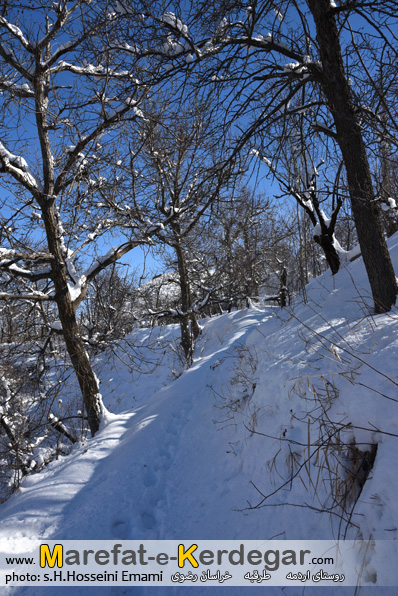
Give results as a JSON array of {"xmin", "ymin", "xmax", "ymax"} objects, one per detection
[
  {"xmin": 307, "ymin": 0, "xmax": 397, "ymax": 313},
  {"xmin": 313, "ymin": 232, "xmax": 340, "ymax": 275}
]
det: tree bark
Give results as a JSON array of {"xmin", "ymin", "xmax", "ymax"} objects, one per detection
[
  {"xmin": 279, "ymin": 265, "xmax": 288, "ymax": 308},
  {"xmin": 172, "ymin": 223, "xmax": 200, "ymax": 364},
  {"xmin": 307, "ymin": 0, "xmax": 397, "ymax": 313},
  {"xmin": 313, "ymin": 233, "xmax": 340, "ymax": 275},
  {"xmin": 41, "ymin": 201, "xmax": 102, "ymax": 436},
  {"xmin": 33, "ymin": 63, "xmax": 103, "ymax": 437}
]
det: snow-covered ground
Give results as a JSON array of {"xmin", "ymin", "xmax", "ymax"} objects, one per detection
[{"xmin": 1, "ymin": 237, "xmax": 398, "ymax": 595}]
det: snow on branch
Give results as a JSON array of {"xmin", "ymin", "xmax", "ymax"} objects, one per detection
[
  {"xmin": 0, "ymin": 78, "xmax": 34, "ymax": 97},
  {"xmin": 0, "ymin": 141, "xmax": 43, "ymax": 193},
  {"xmin": 41, "ymin": 40, "xmax": 79, "ymax": 69},
  {"xmin": 0, "ymin": 248, "xmax": 54, "ymax": 286},
  {"xmin": 48, "ymin": 414, "xmax": 77, "ymax": 444},
  {"xmin": 0, "ymin": 291, "xmax": 52, "ymax": 302},
  {"xmin": 133, "ymin": 288, "xmax": 214, "ymax": 323},
  {"xmin": 0, "ymin": 259, "xmax": 51, "ymax": 282},
  {"xmin": 70, "ymin": 221, "xmax": 167, "ymax": 308},
  {"xmin": 283, "ymin": 61, "xmax": 310, "ymax": 79},
  {"xmin": 157, "ymin": 36, "xmax": 188, "ymax": 58},
  {"xmin": 196, "ymin": 31, "xmax": 302, "ymax": 64},
  {"xmin": 0, "ymin": 249, "xmax": 53, "ymax": 262},
  {"xmin": 106, "ymin": 97, "xmax": 146, "ymax": 121},
  {"xmin": 84, "ymin": 242, "xmax": 144, "ymax": 282},
  {"xmin": 0, "ymin": 16, "xmax": 32, "ymax": 51},
  {"xmin": 49, "ymin": 61, "xmax": 138, "ymax": 81},
  {"xmin": 68, "ymin": 274, "xmax": 86, "ymax": 303},
  {"xmin": 67, "ymin": 241, "xmax": 145, "ymax": 308},
  {"xmin": 312, "ymin": 121, "xmax": 338, "ymax": 140},
  {"xmin": 250, "ymin": 149, "xmax": 277, "ymax": 174},
  {"xmin": 160, "ymin": 12, "xmax": 189, "ymax": 37}
]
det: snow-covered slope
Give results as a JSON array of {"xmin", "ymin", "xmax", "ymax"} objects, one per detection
[{"xmin": 1, "ymin": 237, "xmax": 398, "ymax": 595}]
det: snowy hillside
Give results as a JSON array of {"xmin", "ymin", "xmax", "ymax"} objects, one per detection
[{"xmin": 1, "ymin": 237, "xmax": 398, "ymax": 595}]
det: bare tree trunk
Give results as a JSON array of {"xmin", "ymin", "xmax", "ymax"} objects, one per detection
[
  {"xmin": 313, "ymin": 232, "xmax": 340, "ymax": 275},
  {"xmin": 172, "ymin": 224, "xmax": 200, "ymax": 364},
  {"xmin": 307, "ymin": 0, "xmax": 397, "ymax": 313},
  {"xmin": 33, "ymin": 63, "xmax": 103, "ymax": 437},
  {"xmin": 41, "ymin": 201, "xmax": 102, "ymax": 436},
  {"xmin": 279, "ymin": 265, "xmax": 288, "ymax": 308}
]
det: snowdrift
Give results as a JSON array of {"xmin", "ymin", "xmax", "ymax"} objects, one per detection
[{"xmin": 1, "ymin": 236, "xmax": 398, "ymax": 595}]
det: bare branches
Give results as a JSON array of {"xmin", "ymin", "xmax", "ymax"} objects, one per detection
[{"xmin": 0, "ymin": 292, "xmax": 52, "ymax": 301}]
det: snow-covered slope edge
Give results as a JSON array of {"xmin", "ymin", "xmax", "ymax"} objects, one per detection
[{"xmin": 1, "ymin": 236, "xmax": 398, "ymax": 595}]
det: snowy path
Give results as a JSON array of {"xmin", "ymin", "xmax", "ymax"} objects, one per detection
[{"xmin": 0, "ymin": 310, "xmax": 280, "ymax": 544}]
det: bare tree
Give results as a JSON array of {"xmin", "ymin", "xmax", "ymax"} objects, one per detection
[
  {"xmin": 134, "ymin": 0, "xmax": 398, "ymax": 312},
  {"xmin": 116, "ymin": 98, "xmax": 239, "ymax": 363},
  {"xmin": 81, "ymin": 264, "xmax": 138, "ymax": 345},
  {"xmin": 196, "ymin": 187, "xmax": 288, "ymax": 306},
  {"xmin": 0, "ymin": 1, "xmax": 178, "ymax": 435},
  {"xmin": 305, "ymin": 0, "xmax": 397, "ymax": 311}
]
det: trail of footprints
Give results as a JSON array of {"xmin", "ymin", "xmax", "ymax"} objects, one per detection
[{"xmin": 111, "ymin": 403, "xmax": 188, "ymax": 540}]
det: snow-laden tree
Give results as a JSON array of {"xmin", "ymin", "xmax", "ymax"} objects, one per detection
[
  {"xmin": 368, "ymin": 55, "xmax": 398, "ymax": 238},
  {"xmin": 251, "ymin": 144, "xmax": 350, "ymax": 276},
  {"xmin": 80, "ymin": 263, "xmax": 138, "ymax": 345},
  {"xmin": 109, "ymin": 97, "xmax": 240, "ymax": 364},
  {"xmin": 0, "ymin": 0, "xmax": 180, "ymax": 436},
  {"xmin": 130, "ymin": 0, "xmax": 398, "ymax": 313},
  {"xmin": 193, "ymin": 187, "xmax": 289, "ymax": 308},
  {"xmin": 305, "ymin": 0, "xmax": 397, "ymax": 311}
]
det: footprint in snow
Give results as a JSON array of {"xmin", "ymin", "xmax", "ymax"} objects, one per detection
[{"xmin": 111, "ymin": 519, "xmax": 130, "ymax": 539}]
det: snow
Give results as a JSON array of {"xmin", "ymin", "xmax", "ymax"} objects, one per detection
[
  {"xmin": 302, "ymin": 197, "xmax": 314, "ymax": 211},
  {"xmin": 68, "ymin": 274, "xmax": 86, "ymax": 302},
  {"xmin": 8, "ymin": 263, "xmax": 40, "ymax": 276},
  {"xmin": 252, "ymin": 32, "xmax": 272, "ymax": 43},
  {"xmin": 283, "ymin": 62, "xmax": 309, "ymax": 77},
  {"xmin": 0, "ymin": 78, "xmax": 33, "ymax": 96},
  {"xmin": 106, "ymin": 99, "xmax": 145, "ymax": 121},
  {"xmin": 1, "ymin": 238, "xmax": 398, "ymax": 593},
  {"xmin": 41, "ymin": 40, "xmax": 76, "ymax": 67},
  {"xmin": 160, "ymin": 12, "xmax": 189, "ymax": 37},
  {"xmin": 0, "ymin": 248, "xmax": 14, "ymax": 257},
  {"xmin": 65, "ymin": 248, "xmax": 79, "ymax": 284},
  {"xmin": 333, "ymin": 237, "xmax": 362, "ymax": 262},
  {"xmin": 0, "ymin": 17, "xmax": 30, "ymax": 48},
  {"xmin": 159, "ymin": 36, "xmax": 187, "ymax": 57},
  {"xmin": 113, "ymin": 1, "xmax": 133, "ymax": 16},
  {"xmin": 50, "ymin": 61, "xmax": 135, "ymax": 81},
  {"xmin": 0, "ymin": 143, "xmax": 43, "ymax": 192},
  {"xmin": 250, "ymin": 148, "xmax": 276, "ymax": 173},
  {"xmin": 84, "ymin": 247, "xmax": 119, "ymax": 278}
]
